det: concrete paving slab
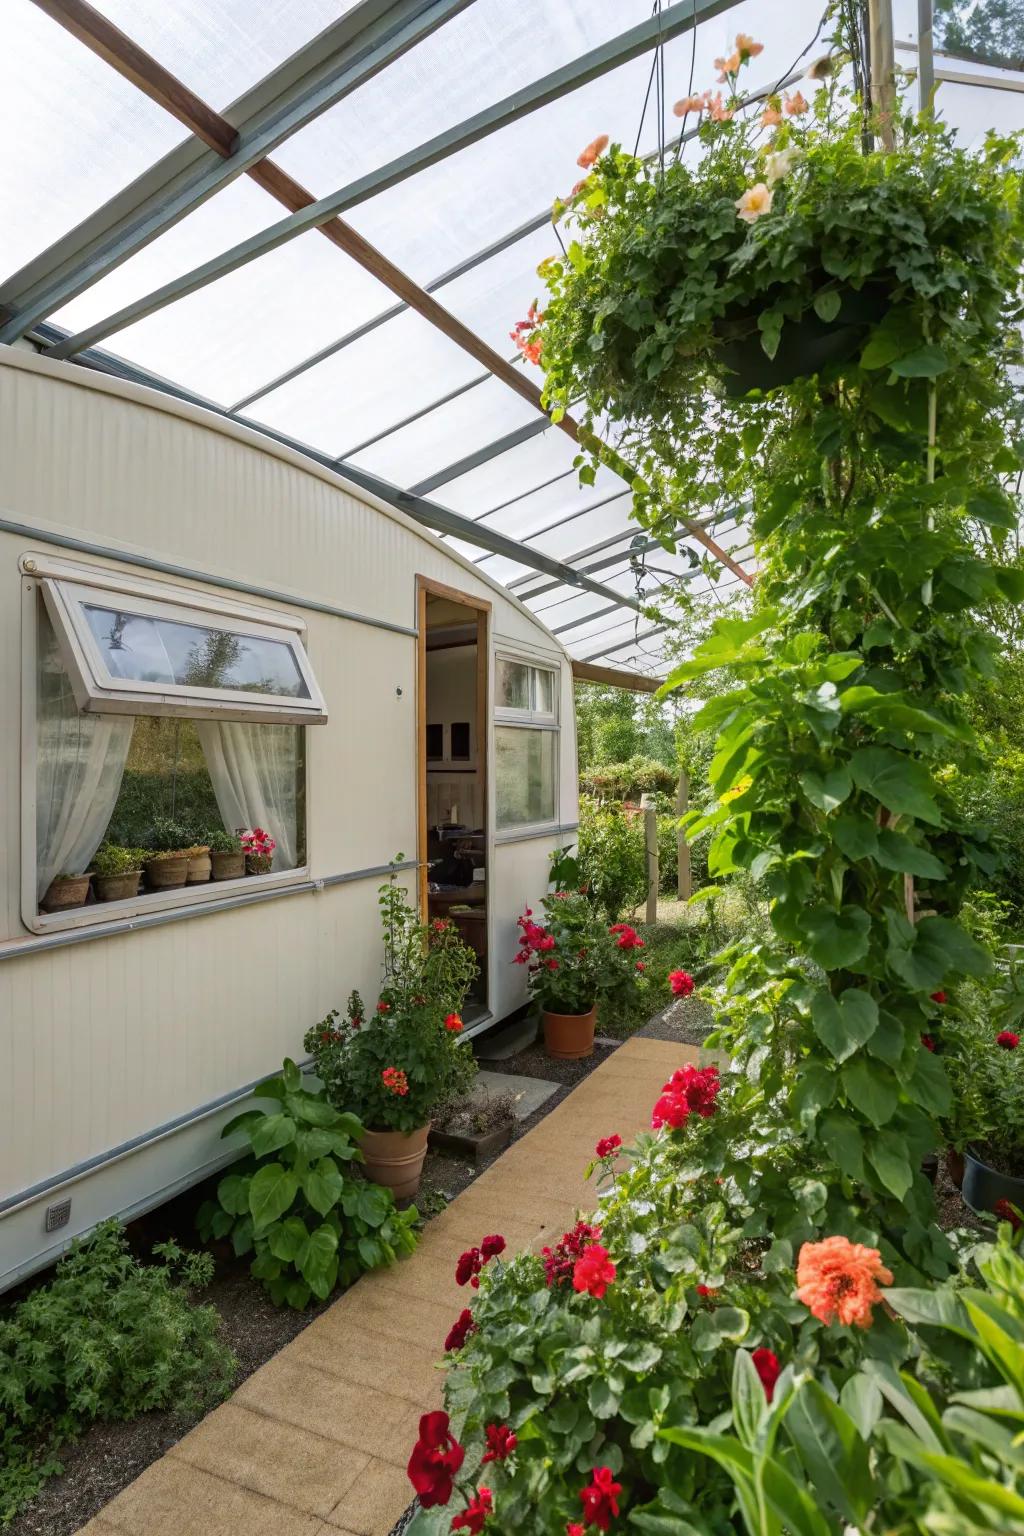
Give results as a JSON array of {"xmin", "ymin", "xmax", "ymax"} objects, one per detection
[
  {"xmin": 470, "ymin": 1068, "xmax": 558, "ymax": 1120},
  {"xmin": 96, "ymin": 1457, "xmax": 325, "ymax": 1536}
]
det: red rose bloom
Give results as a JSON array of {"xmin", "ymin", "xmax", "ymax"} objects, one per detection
[
  {"xmin": 451, "ymin": 1487, "xmax": 493, "ymax": 1533},
  {"xmin": 995, "ymin": 1197, "xmax": 1022, "ymax": 1231},
  {"xmin": 751, "ymin": 1347, "xmax": 781, "ymax": 1403},
  {"xmin": 579, "ymin": 1467, "xmax": 623, "ymax": 1532},
  {"xmin": 407, "ymin": 1411, "xmax": 465, "ymax": 1507},
  {"xmin": 480, "ymin": 1234, "xmax": 506, "ymax": 1261},
  {"xmin": 481, "ymin": 1423, "xmax": 517, "ymax": 1463},
  {"xmin": 998, "ymin": 1030, "xmax": 1020, "ymax": 1049},
  {"xmin": 444, "ymin": 1308, "xmax": 477, "ymax": 1352},
  {"xmin": 445, "ymin": 1013, "xmax": 463, "ymax": 1032},
  {"xmin": 595, "ymin": 1134, "xmax": 622, "ymax": 1159},
  {"xmin": 572, "ymin": 1243, "xmax": 617, "ymax": 1299},
  {"xmin": 920, "ymin": 1034, "xmax": 936, "ymax": 1052},
  {"xmin": 669, "ymin": 969, "xmax": 695, "ymax": 998},
  {"xmin": 931, "ymin": 990, "xmax": 947, "ymax": 1004}
]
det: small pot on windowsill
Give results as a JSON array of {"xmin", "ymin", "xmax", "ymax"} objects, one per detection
[
  {"xmin": 145, "ymin": 852, "xmax": 189, "ymax": 891},
  {"xmin": 542, "ymin": 1002, "xmax": 597, "ymax": 1060},
  {"xmin": 245, "ymin": 854, "xmax": 273, "ymax": 876},
  {"xmin": 211, "ymin": 850, "xmax": 245, "ymax": 881},
  {"xmin": 185, "ymin": 847, "xmax": 212, "ymax": 884},
  {"xmin": 963, "ymin": 1143, "xmax": 1024, "ymax": 1216},
  {"xmin": 41, "ymin": 873, "xmax": 91, "ymax": 913},
  {"xmin": 94, "ymin": 871, "xmax": 142, "ymax": 902}
]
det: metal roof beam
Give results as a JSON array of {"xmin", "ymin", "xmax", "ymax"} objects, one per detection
[
  {"xmin": 474, "ymin": 491, "xmax": 632, "ymax": 567},
  {"xmin": 408, "ymin": 415, "xmax": 553, "ymax": 496},
  {"xmin": 1, "ymin": 0, "xmax": 476, "ymax": 339},
  {"xmin": 581, "ymin": 625, "xmax": 668, "ymax": 662}
]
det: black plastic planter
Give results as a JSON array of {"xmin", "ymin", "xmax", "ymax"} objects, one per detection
[
  {"xmin": 715, "ymin": 283, "xmax": 888, "ymax": 397},
  {"xmin": 962, "ymin": 1145, "xmax": 1024, "ymax": 1215}
]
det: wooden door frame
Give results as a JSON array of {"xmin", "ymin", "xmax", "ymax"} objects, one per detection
[{"xmin": 415, "ymin": 575, "xmax": 491, "ymax": 920}]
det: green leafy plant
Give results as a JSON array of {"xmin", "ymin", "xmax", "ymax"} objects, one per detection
[
  {"xmin": 197, "ymin": 1059, "xmax": 418, "ymax": 1307},
  {"xmin": 575, "ymin": 796, "xmax": 647, "ymax": 922},
  {"xmin": 145, "ymin": 815, "xmax": 191, "ymax": 854},
  {"xmin": 514, "ymin": 888, "xmax": 645, "ymax": 1015},
  {"xmin": 89, "ymin": 841, "xmax": 144, "ymax": 877},
  {"xmin": 206, "ymin": 829, "xmax": 242, "ymax": 854},
  {"xmin": 0, "ymin": 1221, "xmax": 234, "ymax": 1523}
]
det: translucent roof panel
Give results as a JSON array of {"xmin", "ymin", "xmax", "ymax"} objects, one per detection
[
  {"xmin": 1, "ymin": 3, "xmax": 186, "ymax": 284},
  {"xmin": 90, "ymin": 0, "xmax": 360, "ymax": 111},
  {"xmin": 431, "ymin": 426, "xmax": 581, "ymax": 517}
]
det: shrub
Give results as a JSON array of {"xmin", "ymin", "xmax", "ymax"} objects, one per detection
[
  {"xmin": 89, "ymin": 842, "xmax": 144, "ymax": 877},
  {"xmin": 0, "ymin": 1221, "xmax": 235, "ymax": 1522},
  {"xmin": 197, "ymin": 1058, "xmax": 417, "ymax": 1308},
  {"xmin": 580, "ymin": 756, "xmax": 677, "ymax": 802},
  {"xmin": 576, "ymin": 798, "xmax": 646, "ymax": 922}
]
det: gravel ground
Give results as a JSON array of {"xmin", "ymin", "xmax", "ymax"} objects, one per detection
[{"xmin": 638, "ymin": 990, "xmax": 718, "ymax": 1045}]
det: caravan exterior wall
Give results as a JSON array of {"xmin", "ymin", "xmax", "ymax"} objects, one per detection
[{"xmin": 0, "ymin": 349, "xmax": 578, "ymax": 1289}]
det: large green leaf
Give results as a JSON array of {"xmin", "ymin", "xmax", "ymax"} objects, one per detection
[
  {"xmin": 296, "ymin": 1223, "xmax": 340, "ymax": 1300},
  {"xmin": 905, "ymin": 1047, "xmax": 952, "ymax": 1115},
  {"xmin": 801, "ymin": 906, "xmax": 871, "ymax": 970},
  {"xmin": 249, "ymin": 1112, "xmax": 298, "ymax": 1158},
  {"xmin": 833, "ymin": 815, "xmax": 879, "ymax": 861},
  {"xmin": 268, "ymin": 1215, "xmax": 309, "ymax": 1263},
  {"xmin": 799, "ymin": 766, "xmax": 852, "ymax": 813},
  {"xmin": 874, "ymin": 829, "xmax": 947, "ymax": 880},
  {"xmin": 849, "ymin": 747, "xmax": 941, "ymax": 825},
  {"xmin": 248, "ymin": 1163, "xmax": 299, "ymax": 1232},
  {"xmin": 842, "ymin": 1057, "xmax": 899, "ymax": 1126},
  {"xmin": 889, "ymin": 344, "xmax": 949, "ymax": 378},
  {"xmin": 690, "ymin": 1306, "xmax": 750, "ymax": 1354},
  {"xmin": 302, "ymin": 1157, "xmax": 345, "ymax": 1217},
  {"xmin": 866, "ymin": 1131, "xmax": 913, "ymax": 1199},
  {"xmin": 217, "ymin": 1172, "xmax": 251, "ymax": 1216},
  {"xmin": 888, "ymin": 914, "xmax": 993, "ymax": 991},
  {"xmin": 791, "ymin": 1063, "xmax": 837, "ymax": 1128},
  {"xmin": 818, "ymin": 1110, "xmax": 866, "ymax": 1180},
  {"xmin": 285, "ymin": 1091, "xmax": 340, "ymax": 1127},
  {"xmin": 810, "ymin": 989, "xmax": 879, "ymax": 1062},
  {"xmin": 785, "ymin": 1381, "xmax": 872, "ymax": 1524}
]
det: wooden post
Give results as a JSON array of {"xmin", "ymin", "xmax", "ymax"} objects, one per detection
[
  {"xmin": 640, "ymin": 793, "xmax": 659, "ymax": 925},
  {"xmin": 676, "ymin": 771, "xmax": 692, "ymax": 901},
  {"xmin": 868, "ymin": 0, "xmax": 897, "ymax": 149},
  {"xmin": 917, "ymin": 0, "xmax": 935, "ymax": 115}
]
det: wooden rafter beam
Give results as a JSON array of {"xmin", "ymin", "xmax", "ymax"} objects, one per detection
[
  {"xmin": 31, "ymin": 0, "xmax": 752, "ymax": 587},
  {"xmin": 572, "ymin": 660, "xmax": 664, "ymax": 693}
]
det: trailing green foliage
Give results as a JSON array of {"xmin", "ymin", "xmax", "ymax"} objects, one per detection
[
  {"xmin": 197, "ymin": 1059, "xmax": 418, "ymax": 1308},
  {"xmin": 0, "ymin": 1222, "xmax": 234, "ymax": 1524}
]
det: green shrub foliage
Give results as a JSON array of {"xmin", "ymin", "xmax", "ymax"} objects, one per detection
[
  {"xmin": 197, "ymin": 1059, "xmax": 418, "ymax": 1308},
  {"xmin": 0, "ymin": 1222, "xmax": 235, "ymax": 1522}
]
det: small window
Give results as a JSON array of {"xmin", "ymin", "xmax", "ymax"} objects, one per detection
[
  {"xmin": 450, "ymin": 722, "xmax": 471, "ymax": 761},
  {"xmin": 495, "ymin": 656, "xmax": 557, "ymax": 723},
  {"xmin": 42, "ymin": 576, "xmax": 327, "ymax": 724},
  {"xmin": 495, "ymin": 727, "xmax": 557, "ymax": 828},
  {"xmin": 426, "ymin": 723, "xmax": 444, "ymax": 761}
]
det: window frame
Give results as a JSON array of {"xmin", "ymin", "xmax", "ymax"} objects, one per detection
[
  {"xmin": 493, "ymin": 651, "xmax": 561, "ymax": 835},
  {"xmin": 20, "ymin": 563, "xmax": 313, "ymax": 938},
  {"xmin": 37, "ymin": 561, "xmax": 327, "ymax": 725}
]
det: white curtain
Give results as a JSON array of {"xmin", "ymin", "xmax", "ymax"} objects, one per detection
[
  {"xmin": 36, "ymin": 622, "xmax": 133, "ymax": 900},
  {"xmin": 196, "ymin": 721, "xmax": 301, "ymax": 871}
]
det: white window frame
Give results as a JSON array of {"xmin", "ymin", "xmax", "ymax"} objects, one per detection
[
  {"xmin": 34, "ymin": 557, "xmax": 327, "ymax": 725},
  {"xmin": 493, "ymin": 652, "xmax": 560, "ymax": 835},
  {"xmin": 20, "ymin": 557, "xmax": 314, "ymax": 937}
]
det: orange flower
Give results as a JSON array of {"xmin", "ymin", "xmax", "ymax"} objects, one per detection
[
  {"xmin": 795, "ymin": 1236, "xmax": 893, "ymax": 1328},
  {"xmin": 784, "ymin": 89, "xmax": 809, "ymax": 116},
  {"xmin": 577, "ymin": 134, "xmax": 609, "ymax": 169},
  {"xmin": 735, "ymin": 182, "xmax": 773, "ymax": 222},
  {"xmin": 708, "ymin": 92, "xmax": 734, "ymax": 122},
  {"xmin": 715, "ymin": 50, "xmax": 742, "ymax": 82},
  {"xmin": 735, "ymin": 33, "xmax": 764, "ymax": 60},
  {"xmin": 761, "ymin": 98, "xmax": 783, "ymax": 127},
  {"xmin": 672, "ymin": 93, "xmax": 706, "ymax": 117}
]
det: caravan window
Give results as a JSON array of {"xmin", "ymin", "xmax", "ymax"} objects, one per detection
[
  {"xmin": 27, "ymin": 564, "xmax": 324, "ymax": 931},
  {"xmin": 494, "ymin": 654, "xmax": 559, "ymax": 831}
]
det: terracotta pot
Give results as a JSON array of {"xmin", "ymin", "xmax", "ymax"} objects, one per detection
[
  {"xmin": 211, "ymin": 850, "xmax": 245, "ymax": 881},
  {"xmin": 542, "ymin": 1004, "xmax": 597, "ymax": 1060},
  {"xmin": 186, "ymin": 851, "xmax": 212, "ymax": 884},
  {"xmin": 360, "ymin": 1124, "xmax": 430, "ymax": 1200},
  {"xmin": 246, "ymin": 853, "xmax": 273, "ymax": 876},
  {"xmin": 145, "ymin": 855, "xmax": 188, "ymax": 891},
  {"xmin": 963, "ymin": 1145, "xmax": 1024, "ymax": 1215},
  {"xmin": 94, "ymin": 871, "xmax": 141, "ymax": 903},
  {"xmin": 41, "ymin": 874, "xmax": 91, "ymax": 912},
  {"xmin": 945, "ymin": 1147, "xmax": 965, "ymax": 1190}
]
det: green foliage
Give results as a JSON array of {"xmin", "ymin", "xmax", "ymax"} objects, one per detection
[
  {"xmin": 579, "ymin": 755, "xmax": 676, "ymax": 802},
  {"xmin": 576, "ymin": 796, "xmax": 647, "ymax": 922},
  {"xmin": 197, "ymin": 1059, "xmax": 418, "ymax": 1308},
  {"xmin": 515, "ymin": 887, "xmax": 644, "ymax": 1015},
  {"xmin": 936, "ymin": 0, "xmax": 1024, "ymax": 71},
  {"xmin": 0, "ymin": 1221, "xmax": 234, "ymax": 1523},
  {"xmin": 574, "ymin": 685, "xmax": 675, "ymax": 774},
  {"xmin": 206, "ymin": 828, "xmax": 243, "ymax": 854},
  {"xmin": 89, "ymin": 841, "xmax": 145, "ymax": 877},
  {"xmin": 106, "ymin": 772, "xmax": 222, "ymax": 850}
]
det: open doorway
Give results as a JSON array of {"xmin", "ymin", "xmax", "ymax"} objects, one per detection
[{"xmin": 416, "ymin": 578, "xmax": 490, "ymax": 1023}]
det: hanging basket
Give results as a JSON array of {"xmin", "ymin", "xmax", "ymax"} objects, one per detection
[{"xmin": 714, "ymin": 282, "xmax": 889, "ymax": 398}]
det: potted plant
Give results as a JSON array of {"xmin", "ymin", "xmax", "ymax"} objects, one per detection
[
  {"xmin": 143, "ymin": 816, "xmax": 190, "ymax": 891},
  {"xmin": 207, "ymin": 829, "xmax": 245, "ymax": 881},
  {"xmin": 945, "ymin": 967, "xmax": 1024, "ymax": 1214},
  {"xmin": 183, "ymin": 843, "xmax": 212, "ymax": 884},
  {"xmin": 89, "ymin": 842, "xmax": 144, "ymax": 902},
  {"xmin": 40, "ymin": 871, "xmax": 91, "ymax": 912},
  {"xmin": 241, "ymin": 826, "xmax": 275, "ymax": 875},
  {"xmin": 303, "ymin": 868, "xmax": 479, "ymax": 1198}
]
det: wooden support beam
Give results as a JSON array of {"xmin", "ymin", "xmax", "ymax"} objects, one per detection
[
  {"xmin": 34, "ymin": 0, "xmax": 753, "ymax": 588},
  {"xmin": 571, "ymin": 659, "xmax": 664, "ymax": 693}
]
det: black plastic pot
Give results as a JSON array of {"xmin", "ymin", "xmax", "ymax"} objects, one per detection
[
  {"xmin": 962, "ymin": 1145, "xmax": 1024, "ymax": 1215},
  {"xmin": 715, "ymin": 283, "xmax": 888, "ymax": 397}
]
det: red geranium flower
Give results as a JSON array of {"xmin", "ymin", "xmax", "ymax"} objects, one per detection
[
  {"xmin": 407, "ymin": 1411, "xmax": 465, "ymax": 1507},
  {"xmin": 444, "ymin": 1308, "xmax": 477, "ymax": 1352},
  {"xmin": 579, "ymin": 1467, "xmax": 622, "ymax": 1532},
  {"xmin": 445, "ymin": 1013, "xmax": 463, "ymax": 1033},
  {"xmin": 635, "ymin": 960, "xmax": 646, "ymax": 972},
  {"xmin": 696, "ymin": 1283, "xmax": 718, "ymax": 1298},
  {"xmin": 542, "ymin": 1221, "xmax": 602, "ymax": 1287},
  {"xmin": 382, "ymin": 1066, "xmax": 409, "ymax": 1096},
  {"xmin": 377, "ymin": 1000, "xmax": 391, "ymax": 1014},
  {"xmin": 931, "ymin": 990, "xmax": 947, "ymax": 1004},
  {"xmin": 481, "ymin": 1423, "xmax": 517, "ymax": 1463},
  {"xmin": 537, "ymin": 934, "xmax": 556, "ymax": 951},
  {"xmin": 998, "ymin": 1030, "xmax": 1020, "ymax": 1049},
  {"xmin": 595, "ymin": 1134, "xmax": 622, "ymax": 1159},
  {"xmin": 751, "ymin": 1347, "xmax": 781, "ymax": 1403},
  {"xmin": 567, "ymin": 1527, "xmax": 585, "ymax": 1536},
  {"xmin": 663, "ymin": 1064, "xmax": 721, "ymax": 1118},
  {"xmin": 480, "ymin": 1234, "xmax": 506, "ymax": 1260},
  {"xmin": 451, "ymin": 1487, "xmax": 493, "ymax": 1533},
  {"xmin": 572, "ymin": 1243, "xmax": 616, "ymax": 1299},
  {"xmin": 651, "ymin": 1090, "xmax": 690, "ymax": 1130},
  {"xmin": 920, "ymin": 1034, "xmax": 936, "ymax": 1052},
  {"xmin": 995, "ymin": 1197, "xmax": 1022, "ymax": 1231},
  {"xmin": 456, "ymin": 1247, "xmax": 482, "ymax": 1287},
  {"xmin": 669, "ymin": 969, "xmax": 695, "ymax": 997}
]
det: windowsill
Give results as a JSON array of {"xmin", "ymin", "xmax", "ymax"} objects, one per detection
[
  {"xmin": 494, "ymin": 820, "xmax": 563, "ymax": 844},
  {"xmin": 26, "ymin": 867, "xmax": 310, "ymax": 936}
]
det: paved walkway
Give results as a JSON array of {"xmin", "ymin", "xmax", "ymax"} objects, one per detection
[{"xmin": 80, "ymin": 1036, "xmax": 694, "ymax": 1536}]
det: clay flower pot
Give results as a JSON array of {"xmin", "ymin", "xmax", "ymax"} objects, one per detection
[
  {"xmin": 963, "ymin": 1145, "xmax": 1024, "ymax": 1216},
  {"xmin": 41, "ymin": 873, "xmax": 91, "ymax": 912},
  {"xmin": 94, "ymin": 871, "xmax": 141, "ymax": 903},
  {"xmin": 211, "ymin": 850, "xmax": 245, "ymax": 881},
  {"xmin": 145, "ymin": 855, "xmax": 188, "ymax": 891},
  {"xmin": 360, "ymin": 1124, "xmax": 430, "ymax": 1200},
  {"xmin": 186, "ymin": 849, "xmax": 212, "ymax": 884},
  {"xmin": 542, "ymin": 1004, "xmax": 597, "ymax": 1061}
]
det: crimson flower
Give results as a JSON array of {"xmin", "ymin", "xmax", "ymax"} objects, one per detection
[
  {"xmin": 538, "ymin": 935, "xmax": 556, "ymax": 952},
  {"xmin": 542, "ymin": 1221, "xmax": 602, "ymax": 1287},
  {"xmin": 669, "ymin": 970, "xmax": 695, "ymax": 997},
  {"xmin": 451, "ymin": 1487, "xmax": 493, "ymax": 1533},
  {"xmin": 931, "ymin": 990, "xmax": 947, "ymax": 1004},
  {"xmin": 595, "ymin": 1134, "xmax": 622, "ymax": 1159},
  {"xmin": 663, "ymin": 1064, "xmax": 721, "ymax": 1118},
  {"xmin": 998, "ymin": 1030, "xmax": 1020, "ymax": 1049},
  {"xmin": 696, "ymin": 1283, "xmax": 717, "ymax": 1298},
  {"xmin": 751, "ymin": 1347, "xmax": 781, "ymax": 1403},
  {"xmin": 445, "ymin": 1013, "xmax": 463, "ymax": 1033},
  {"xmin": 572, "ymin": 1243, "xmax": 616, "ymax": 1299},
  {"xmin": 407, "ymin": 1411, "xmax": 465, "ymax": 1507},
  {"xmin": 567, "ymin": 1527, "xmax": 585, "ymax": 1536},
  {"xmin": 456, "ymin": 1248, "xmax": 482, "ymax": 1288},
  {"xmin": 377, "ymin": 1000, "xmax": 391, "ymax": 1014},
  {"xmin": 920, "ymin": 1034, "xmax": 936, "ymax": 1052},
  {"xmin": 482, "ymin": 1423, "xmax": 517, "ymax": 1463},
  {"xmin": 995, "ymin": 1198, "xmax": 1022, "ymax": 1232},
  {"xmin": 635, "ymin": 960, "xmax": 646, "ymax": 972},
  {"xmin": 651, "ymin": 1090, "xmax": 690, "ymax": 1130},
  {"xmin": 480, "ymin": 1234, "xmax": 506, "ymax": 1260},
  {"xmin": 444, "ymin": 1308, "xmax": 477, "ymax": 1352},
  {"xmin": 545, "ymin": 958, "xmax": 560, "ymax": 971},
  {"xmin": 579, "ymin": 1467, "xmax": 622, "ymax": 1532}
]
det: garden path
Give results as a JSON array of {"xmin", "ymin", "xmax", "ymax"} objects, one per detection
[{"xmin": 78, "ymin": 1036, "xmax": 697, "ymax": 1536}]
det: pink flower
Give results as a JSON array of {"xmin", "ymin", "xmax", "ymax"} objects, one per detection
[
  {"xmin": 572, "ymin": 1243, "xmax": 616, "ymax": 1299},
  {"xmin": 735, "ymin": 32, "xmax": 764, "ymax": 60},
  {"xmin": 707, "ymin": 91, "xmax": 734, "ymax": 122},
  {"xmin": 577, "ymin": 133, "xmax": 609, "ymax": 169},
  {"xmin": 672, "ymin": 93, "xmax": 706, "ymax": 117},
  {"xmin": 736, "ymin": 183, "xmax": 774, "ymax": 223},
  {"xmin": 761, "ymin": 102, "xmax": 784, "ymax": 127},
  {"xmin": 714, "ymin": 51, "xmax": 741, "ymax": 82},
  {"xmin": 669, "ymin": 970, "xmax": 694, "ymax": 998}
]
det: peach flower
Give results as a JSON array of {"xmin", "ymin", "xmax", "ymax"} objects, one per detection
[
  {"xmin": 735, "ymin": 33, "xmax": 764, "ymax": 60},
  {"xmin": 708, "ymin": 92, "xmax": 734, "ymax": 122},
  {"xmin": 761, "ymin": 98, "xmax": 784, "ymax": 127},
  {"xmin": 577, "ymin": 134, "xmax": 609, "ymax": 169},
  {"xmin": 735, "ymin": 182, "xmax": 773, "ymax": 222},
  {"xmin": 715, "ymin": 50, "xmax": 742, "ymax": 82},
  {"xmin": 795, "ymin": 1236, "xmax": 894, "ymax": 1328},
  {"xmin": 784, "ymin": 90, "xmax": 810, "ymax": 116},
  {"xmin": 673, "ymin": 93, "xmax": 707, "ymax": 117}
]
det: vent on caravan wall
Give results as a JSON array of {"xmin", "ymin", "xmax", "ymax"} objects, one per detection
[{"xmin": 45, "ymin": 1198, "xmax": 72, "ymax": 1233}]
